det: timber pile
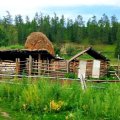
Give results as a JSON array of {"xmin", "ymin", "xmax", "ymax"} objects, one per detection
[{"xmin": 25, "ymin": 32, "xmax": 55, "ymax": 55}]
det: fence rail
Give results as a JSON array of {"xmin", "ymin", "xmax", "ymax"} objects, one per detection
[
  {"xmin": 0, "ymin": 59, "xmax": 68, "ymax": 78},
  {"xmin": 0, "ymin": 58, "xmax": 120, "ymax": 80}
]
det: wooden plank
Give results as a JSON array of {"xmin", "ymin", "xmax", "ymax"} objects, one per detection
[
  {"xmin": 92, "ymin": 60, "xmax": 100, "ymax": 78},
  {"xmin": 29, "ymin": 55, "xmax": 32, "ymax": 76},
  {"xmin": 38, "ymin": 54, "xmax": 41, "ymax": 75},
  {"xmin": 78, "ymin": 60, "xmax": 87, "ymax": 79}
]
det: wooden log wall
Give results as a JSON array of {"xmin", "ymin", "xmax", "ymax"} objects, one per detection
[
  {"xmin": 69, "ymin": 60, "xmax": 109, "ymax": 78},
  {"xmin": 100, "ymin": 61, "xmax": 109, "ymax": 76},
  {"xmin": 0, "ymin": 59, "xmax": 67, "ymax": 78},
  {"xmin": 0, "ymin": 60, "xmax": 16, "ymax": 74},
  {"xmin": 86, "ymin": 60, "xmax": 93, "ymax": 77}
]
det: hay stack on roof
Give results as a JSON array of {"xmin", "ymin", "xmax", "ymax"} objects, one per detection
[{"xmin": 25, "ymin": 32, "xmax": 55, "ymax": 55}]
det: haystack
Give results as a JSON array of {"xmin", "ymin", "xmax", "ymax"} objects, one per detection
[{"xmin": 25, "ymin": 32, "xmax": 55, "ymax": 55}]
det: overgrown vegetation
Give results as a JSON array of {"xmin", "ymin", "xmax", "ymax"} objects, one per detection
[{"xmin": 0, "ymin": 78, "xmax": 120, "ymax": 119}]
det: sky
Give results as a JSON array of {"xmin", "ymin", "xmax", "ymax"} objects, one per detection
[{"xmin": 0, "ymin": 0, "xmax": 120, "ymax": 22}]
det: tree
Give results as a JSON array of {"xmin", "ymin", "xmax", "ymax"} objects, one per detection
[
  {"xmin": 2, "ymin": 11, "xmax": 18, "ymax": 45},
  {"xmin": 98, "ymin": 14, "xmax": 110, "ymax": 44},
  {"xmin": 50, "ymin": 13, "xmax": 59, "ymax": 42},
  {"xmin": 75, "ymin": 15, "xmax": 85, "ymax": 42},
  {"xmin": 115, "ymin": 25, "xmax": 120, "ymax": 57},
  {"xmin": 15, "ymin": 15, "xmax": 25, "ymax": 44},
  {"xmin": 66, "ymin": 18, "xmax": 73, "ymax": 42},
  {"xmin": 110, "ymin": 15, "xmax": 118, "ymax": 44},
  {"xmin": 3, "ymin": 11, "xmax": 13, "ymax": 26},
  {"xmin": 0, "ymin": 26, "xmax": 8, "ymax": 46},
  {"xmin": 87, "ymin": 16, "xmax": 98, "ymax": 44}
]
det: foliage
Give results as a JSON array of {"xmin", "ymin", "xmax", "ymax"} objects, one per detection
[
  {"xmin": 66, "ymin": 46, "xmax": 75, "ymax": 56},
  {"xmin": 0, "ymin": 12, "xmax": 119, "ymax": 47},
  {"xmin": 54, "ymin": 44, "xmax": 61, "ymax": 55},
  {"xmin": 65, "ymin": 72, "xmax": 77, "ymax": 79},
  {"xmin": 1, "ymin": 78, "xmax": 120, "ymax": 119},
  {"xmin": 0, "ymin": 44, "xmax": 24, "ymax": 50},
  {"xmin": 115, "ymin": 25, "xmax": 120, "ymax": 58}
]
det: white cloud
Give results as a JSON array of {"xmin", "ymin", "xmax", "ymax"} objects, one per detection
[
  {"xmin": 0, "ymin": 0, "xmax": 120, "ymax": 8},
  {"xmin": 0, "ymin": 0, "xmax": 120, "ymax": 20},
  {"xmin": 40, "ymin": 0, "xmax": 120, "ymax": 6}
]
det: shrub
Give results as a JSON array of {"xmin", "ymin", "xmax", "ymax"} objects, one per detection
[
  {"xmin": 66, "ymin": 46, "xmax": 75, "ymax": 56},
  {"xmin": 65, "ymin": 72, "xmax": 77, "ymax": 79}
]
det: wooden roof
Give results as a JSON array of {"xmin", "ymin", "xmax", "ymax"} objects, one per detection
[
  {"xmin": 68, "ymin": 47, "xmax": 109, "ymax": 62},
  {"xmin": 0, "ymin": 49, "xmax": 55, "ymax": 61}
]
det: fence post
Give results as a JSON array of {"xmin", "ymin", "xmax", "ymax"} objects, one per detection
[
  {"xmin": 16, "ymin": 58, "xmax": 20, "ymax": 75},
  {"xmin": 80, "ymin": 74, "xmax": 87, "ymax": 91},
  {"xmin": 38, "ymin": 54, "xmax": 41, "ymax": 76},
  {"xmin": 67, "ymin": 60, "xmax": 69, "ymax": 73},
  {"xmin": 29, "ymin": 55, "xmax": 32, "ymax": 76},
  {"xmin": 47, "ymin": 58, "xmax": 49, "ymax": 77}
]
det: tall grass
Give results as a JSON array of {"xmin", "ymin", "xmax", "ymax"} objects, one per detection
[{"xmin": 0, "ymin": 78, "xmax": 120, "ymax": 119}]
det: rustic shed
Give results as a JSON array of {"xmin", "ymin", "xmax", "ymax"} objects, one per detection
[
  {"xmin": 0, "ymin": 49, "xmax": 55, "ymax": 75},
  {"xmin": 0, "ymin": 32, "xmax": 68, "ymax": 78},
  {"xmin": 0, "ymin": 32, "xmax": 56, "ymax": 76},
  {"xmin": 68, "ymin": 47, "xmax": 110, "ymax": 79}
]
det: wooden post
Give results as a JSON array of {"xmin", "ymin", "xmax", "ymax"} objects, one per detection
[
  {"xmin": 47, "ymin": 58, "xmax": 49, "ymax": 76},
  {"xmin": 38, "ymin": 54, "xmax": 41, "ymax": 75},
  {"xmin": 67, "ymin": 60, "xmax": 69, "ymax": 73},
  {"xmin": 29, "ymin": 55, "xmax": 32, "ymax": 76},
  {"xmin": 80, "ymin": 75, "xmax": 87, "ymax": 91},
  {"xmin": 16, "ymin": 58, "xmax": 20, "ymax": 75}
]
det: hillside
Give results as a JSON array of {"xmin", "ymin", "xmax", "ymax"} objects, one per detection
[{"xmin": 55, "ymin": 43, "xmax": 117, "ymax": 65}]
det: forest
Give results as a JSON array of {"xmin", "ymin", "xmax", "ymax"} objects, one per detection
[{"xmin": 0, "ymin": 11, "xmax": 120, "ymax": 56}]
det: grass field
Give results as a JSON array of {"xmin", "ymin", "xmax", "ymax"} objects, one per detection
[
  {"xmin": 0, "ymin": 77, "xmax": 120, "ymax": 119},
  {"xmin": 59, "ymin": 43, "xmax": 118, "ymax": 65}
]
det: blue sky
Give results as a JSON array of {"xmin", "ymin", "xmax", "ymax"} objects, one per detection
[
  {"xmin": 41, "ymin": 5, "xmax": 120, "ymax": 21},
  {"xmin": 0, "ymin": 0, "xmax": 120, "ymax": 22}
]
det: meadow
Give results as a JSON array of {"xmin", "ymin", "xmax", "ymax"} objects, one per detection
[{"xmin": 0, "ymin": 77, "xmax": 120, "ymax": 119}]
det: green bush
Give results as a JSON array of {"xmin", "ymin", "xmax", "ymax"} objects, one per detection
[
  {"xmin": 66, "ymin": 46, "xmax": 75, "ymax": 56},
  {"xmin": 65, "ymin": 72, "xmax": 77, "ymax": 79},
  {"xmin": 54, "ymin": 45, "xmax": 61, "ymax": 55}
]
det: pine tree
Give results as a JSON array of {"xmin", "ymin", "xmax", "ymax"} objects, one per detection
[{"xmin": 115, "ymin": 25, "xmax": 120, "ymax": 57}]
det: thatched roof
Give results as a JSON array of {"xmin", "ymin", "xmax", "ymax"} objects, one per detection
[{"xmin": 25, "ymin": 32, "xmax": 55, "ymax": 56}]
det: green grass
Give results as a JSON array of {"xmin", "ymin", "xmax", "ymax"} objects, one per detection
[
  {"xmin": 59, "ymin": 43, "xmax": 118, "ymax": 65},
  {"xmin": 0, "ymin": 78, "xmax": 120, "ymax": 119},
  {"xmin": 0, "ymin": 45, "xmax": 24, "ymax": 50}
]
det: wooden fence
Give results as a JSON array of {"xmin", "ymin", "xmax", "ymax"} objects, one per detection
[
  {"xmin": 0, "ymin": 58, "xmax": 119, "ymax": 80},
  {"xmin": 0, "ymin": 59, "xmax": 68, "ymax": 78}
]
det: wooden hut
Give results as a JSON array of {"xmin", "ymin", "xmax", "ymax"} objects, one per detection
[
  {"xmin": 0, "ymin": 32, "xmax": 68, "ymax": 78},
  {"xmin": 68, "ymin": 47, "xmax": 110, "ymax": 79},
  {"xmin": 0, "ymin": 49, "xmax": 55, "ymax": 75}
]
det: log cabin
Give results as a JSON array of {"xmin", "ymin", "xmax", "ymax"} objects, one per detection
[{"xmin": 68, "ymin": 47, "xmax": 110, "ymax": 79}]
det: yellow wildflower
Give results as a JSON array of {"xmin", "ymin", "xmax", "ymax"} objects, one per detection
[
  {"xmin": 50, "ymin": 100, "xmax": 64, "ymax": 111},
  {"xmin": 22, "ymin": 103, "xmax": 27, "ymax": 110}
]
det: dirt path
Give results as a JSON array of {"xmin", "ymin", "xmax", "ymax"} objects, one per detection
[{"xmin": 0, "ymin": 108, "xmax": 11, "ymax": 119}]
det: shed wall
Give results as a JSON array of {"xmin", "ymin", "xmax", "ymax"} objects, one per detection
[{"xmin": 69, "ymin": 60, "xmax": 109, "ymax": 78}]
